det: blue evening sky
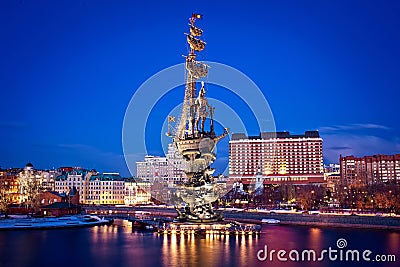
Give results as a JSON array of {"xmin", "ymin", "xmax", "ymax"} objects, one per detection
[{"xmin": 1, "ymin": 0, "xmax": 399, "ymax": 176}]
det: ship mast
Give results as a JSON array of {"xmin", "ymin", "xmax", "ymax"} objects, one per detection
[{"xmin": 174, "ymin": 13, "xmax": 208, "ymax": 141}]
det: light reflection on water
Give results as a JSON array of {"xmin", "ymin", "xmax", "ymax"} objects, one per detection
[
  {"xmin": 388, "ymin": 232, "xmax": 399, "ymax": 252},
  {"xmin": 0, "ymin": 220, "xmax": 398, "ymax": 267},
  {"xmin": 159, "ymin": 230, "xmax": 259, "ymax": 267}
]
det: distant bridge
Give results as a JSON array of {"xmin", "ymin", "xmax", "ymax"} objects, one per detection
[{"xmin": 83, "ymin": 205, "xmax": 177, "ymax": 218}]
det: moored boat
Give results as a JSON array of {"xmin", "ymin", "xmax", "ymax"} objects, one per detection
[
  {"xmin": 261, "ymin": 218, "xmax": 281, "ymax": 224},
  {"xmin": 0, "ymin": 215, "xmax": 113, "ymax": 230}
]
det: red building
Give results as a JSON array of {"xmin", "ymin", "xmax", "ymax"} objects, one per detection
[
  {"xmin": 38, "ymin": 187, "xmax": 80, "ymax": 216},
  {"xmin": 39, "ymin": 191, "xmax": 63, "ymax": 206},
  {"xmin": 340, "ymin": 154, "xmax": 400, "ymax": 186},
  {"xmin": 40, "ymin": 202, "xmax": 80, "ymax": 217},
  {"xmin": 229, "ymin": 131, "xmax": 324, "ymax": 186},
  {"xmin": 38, "ymin": 187, "xmax": 79, "ymax": 206}
]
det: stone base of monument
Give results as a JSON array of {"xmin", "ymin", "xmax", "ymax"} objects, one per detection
[{"xmin": 174, "ymin": 204, "xmax": 223, "ymax": 223}]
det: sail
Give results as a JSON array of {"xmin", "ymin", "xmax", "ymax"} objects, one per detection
[
  {"xmin": 190, "ymin": 25, "xmax": 203, "ymax": 37},
  {"xmin": 173, "ymin": 14, "xmax": 209, "ymax": 140},
  {"xmin": 187, "ymin": 35, "xmax": 206, "ymax": 52},
  {"xmin": 186, "ymin": 60, "xmax": 208, "ymax": 79}
]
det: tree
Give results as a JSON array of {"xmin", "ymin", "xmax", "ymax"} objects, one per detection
[
  {"xmin": 374, "ymin": 192, "xmax": 389, "ymax": 211},
  {"xmin": 21, "ymin": 178, "xmax": 41, "ymax": 216},
  {"xmin": 296, "ymin": 190, "xmax": 313, "ymax": 211},
  {"xmin": 0, "ymin": 179, "xmax": 11, "ymax": 218}
]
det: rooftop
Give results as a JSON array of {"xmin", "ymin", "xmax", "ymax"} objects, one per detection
[
  {"xmin": 231, "ymin": 131, "xmax": 320, "ymax": 141},
  {"xmin": 89, "ymin": 173, "xmax": 123, "ymax": 181}
]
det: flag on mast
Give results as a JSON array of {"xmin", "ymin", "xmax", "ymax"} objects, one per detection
[{"xmin": 192, "ymin": 13, "xmax": 203, "ymax": 19}]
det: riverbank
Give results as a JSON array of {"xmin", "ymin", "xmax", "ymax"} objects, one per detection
[{"xmin": 223, "ymin": 211, "xmax": 400, "ymax": 231}]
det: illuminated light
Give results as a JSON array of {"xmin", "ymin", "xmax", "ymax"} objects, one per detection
[
  {"xmin": 225, "ymin": 231, "xmax": 229, "ymax": 235},
  {"xmin": 164, "ymin": 230, "xmax": 168, "ymax": 234},
  {"xmin": 249, "ymin": 231, "xmax": 253, "ymax": 235},
  {"xmin": 171, "ymin": 230, "xmax": 176, "ymax": 234}
]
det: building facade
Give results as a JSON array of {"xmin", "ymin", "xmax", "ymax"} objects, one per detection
[
  {"xmin": 136, "ymin": 143, "xmax": 186, "ymax": 185},
  {"xmin": 136, "ymin": 156, "xmax": 169, "ymax": 183},
  {"xmin": 39, "ymin": 191, "xmax": 63, "ymax": 206},
  {"xmin": 124, "ymin": 179, "xmax": 152, "ymax": 205},
  {"xmin": 229, "ymin": 131, "xmax": 324, "ymax": 187},
  {"xmin": 340, "ymin": 154, "xmax": 400, "ymax": 186},
  {"xmin": 0, "ymin": 171, "xmax": 20, "ymax": 204},
  {"xmin": 1, "ymin": 163, "xmax": 63, "ymax": 205},
  {"xmin": 18, "ymin": 163, "xmax": 51, "ymax": 204},
  {"xmin": 54, "ymin": 169, "xmax": 95, "ymax": 203},
  {"xmin": 324, "ymin": 163, "xmax": 340, "ymax": 192},
  {"xmin": 55, "ymin": 171, "xmax": 125, "ymax": 205},
  {"xmin": 86, "ymin": 173, "xmax": 125, "ymax": 205},
  {"xmin": 324, "ymin": 163, "xmax": 340, "ymax": 173},
  {"xmin": 3, "ymin": 164, "xmax": 153, "ymax": 206},
  {"xmin": 166, "ymin": 143, "xmax": 187, "ymax": 185}
]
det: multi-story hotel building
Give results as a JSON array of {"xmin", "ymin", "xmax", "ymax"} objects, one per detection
[
  {"xmin": 340, "ymin": 154, "xmax": 400, "ymax": 186},
  {"xmin": 136, "ymin": 156, "xmax": 169, "ymax": 183},
  {"xmin": 229, "ymin": 131, "xmax": 324, "ymax": 186},
  {"xmin": 136, "ymin": 143, "xmax": 186, "ymax": 185}
]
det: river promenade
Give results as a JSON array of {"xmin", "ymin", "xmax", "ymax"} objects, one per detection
[
  {"xmin": 223, "ymin": 212, "xmax": 400, "ymax": 230},
  {"xmin": 85, "ymin": 206, "xmax": 400, "ymax": 231}
]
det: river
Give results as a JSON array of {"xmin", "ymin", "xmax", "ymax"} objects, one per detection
[{"xmin": 0, "ymin": 220, "xmax": 398, "ymax": 267}]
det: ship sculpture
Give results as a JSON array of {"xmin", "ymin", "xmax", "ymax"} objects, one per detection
[{"xmin": 167, "ymin": 14, "xmax": 229, "ymax": 223}]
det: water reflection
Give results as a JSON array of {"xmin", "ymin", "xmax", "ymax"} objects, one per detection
[
  {"xmin": 158, "ymin": 232, "xmax": 260, "ymax": 267},
  {"xmin": 308, "ymin": 227, "xmax": 322, "ymax": 249},
  {"xmin": 0, "ymin": 222, "xmax": 398, "ymax": 267},
  {"xmin": 387, "ymin": 231, "xmax": 400, "ymax": 254}
]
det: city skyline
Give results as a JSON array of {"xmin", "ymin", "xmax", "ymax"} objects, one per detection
[{"xmin": 1, "ymin": 1, "xmax": 400, "ymax": 177}]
